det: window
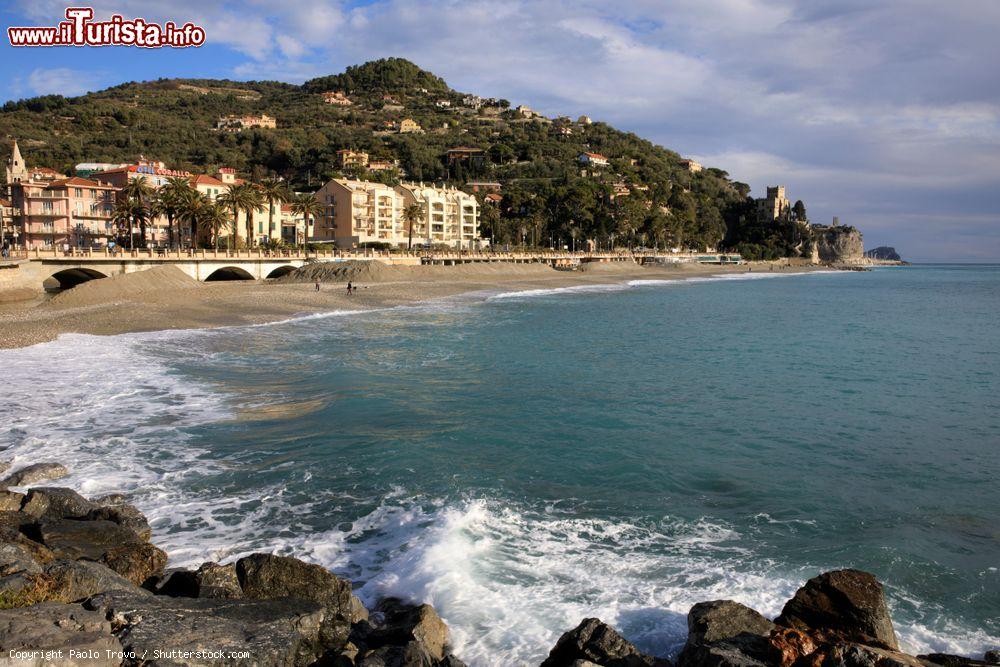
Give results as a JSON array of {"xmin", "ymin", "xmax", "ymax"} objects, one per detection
[
  {"xmin": 42, "ymin": 201, "xmax": 53, "ymax": 213},
  {"xmin": 90, "ymin": 189, "xmax": 97, "ymax": 199},
  {"xmin": 74, "ymin": 188, "xmax": 83, "ymax": 198}
]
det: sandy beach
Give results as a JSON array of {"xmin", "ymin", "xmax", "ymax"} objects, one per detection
[{"xmin": 0, "ymin": 260, "xmax": 830, "ymax": 349}]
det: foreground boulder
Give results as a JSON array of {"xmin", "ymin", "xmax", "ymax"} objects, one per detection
[
  {"xmin": 678, "ymin": 600, "xmax": 775, "ymax": 667},
  {"xmin": 86, "ymin": 591, "xmax": 334, "ymax": 666},
  {"xmin": 237, "ymin": 552, "xmax": 366, "ymax": 622},
  {"xmin": 25, "ymin": 487, "xmax": 95, "ymax": 521},
  {"xmin": 36, "ymin": 518, "xmax": 142, "ymax": 560},
  {"xmin": 0, "ymin": 602, "xmax": 121, "ymax": 666},
  {"xmin": 45, "ymin": 559, "xmax": 149, "ymax": 601},
  {"xmin": 776, "ymin": 569, "xmax": 898, "ymax": 650},
  {"xmin": 541, "ymin": 617, "xmax": 665, "ymax": 667},
  {"xmin": 917, "ymin": 654, "xmax": 995, "ymax": 667},
  {"xmin": 0, "ymin": 463, "xmax": 69, "ymax": 488}
]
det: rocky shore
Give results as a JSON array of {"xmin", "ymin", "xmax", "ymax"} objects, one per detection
[{"xmin": 0, "ymin": 460, "xmax": 993, "ymax": 667}]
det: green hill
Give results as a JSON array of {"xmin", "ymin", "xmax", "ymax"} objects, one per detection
[{"xmin": 0, "ymin": 57, "xmax": 805, "ymax": 255}]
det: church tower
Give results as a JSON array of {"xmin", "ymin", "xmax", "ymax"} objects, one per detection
[{"xmin": 5, "ymin": 139, "xmax": 28, "ymax": 185}]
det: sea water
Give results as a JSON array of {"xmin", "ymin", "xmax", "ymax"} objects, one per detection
[{"xmin": 1, "ymin": 265, "xmax": 997, "ymax": 665}]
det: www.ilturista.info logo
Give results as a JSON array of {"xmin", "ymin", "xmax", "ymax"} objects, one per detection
[{"xmin": 8, "ymin": 7, "xmax": 205, "ymax": 48}]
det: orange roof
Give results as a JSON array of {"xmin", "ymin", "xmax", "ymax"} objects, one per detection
[
  {"xmin": 32, "ymin": 166, "xmax": 60, "ymax": 174},
  {"xmin": 448, "ymin": 146, "xmax": 484, "ymax": 152},
  {"xmin": 47, "ymin": 176, "xmax": 110, "ymax": 188},
  {"xmin": 582, "ymin": 152, "xmax": 607, "ymax": 160},
  {"xmin": 189, "ymin": 174, "xmax": 225, "ymax": 187},
  {"xmin": 485, "ymin": 193, "xmax": 502, "ymax": 202},
  {"xmin": 0, "ymin": 198, "xmax": 10, "ymax": 207}
]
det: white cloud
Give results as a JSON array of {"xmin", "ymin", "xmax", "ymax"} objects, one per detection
[{"xmin": 23, "ymin": 68, "xmax": 105, "ymax": 97}]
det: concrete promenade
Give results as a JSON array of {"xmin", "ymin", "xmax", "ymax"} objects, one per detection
[{"xmin": 0, "ymin": 247, "xmax": 743, "ymax": 292}]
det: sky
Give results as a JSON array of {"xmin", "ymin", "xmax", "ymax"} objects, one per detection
[{"xmin": 2, "ymin": 1, "xmax": 999, "ymax": 262}]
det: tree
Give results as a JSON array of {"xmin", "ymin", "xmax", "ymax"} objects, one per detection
[
  {"xmin": 198, "ymin": 200, "xmax": 230, "ymax": 251},
  {"xmin": 793, "ymin": 199, "xmax": 807, "ymax": 222},
  {"xmin": 120, "ymin": 176, "xmax": 153, "ymax": 248},
  {"xmin": 289, "ymin": 193, "xmax": 324, "ymax": 251},
  {"xmin": 259, "ymin": 178, "xmax": 291, "ymax": 243},
  {"xmin": 152, "ymin": 176, "xmax": 194, "ymax": 249},
  {"xmin": 218, "ymin": 183, "xmax": 262, "ymax": 250},
  {"xmin": 177, "ymin": 190, "xmax": 209, "ymax": 248},
  {"xmin": 403, "ymin": 203, "xmax": 423, "ymax": 250}
]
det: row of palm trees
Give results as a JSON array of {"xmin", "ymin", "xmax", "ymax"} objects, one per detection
[{"xmin": 112, "ymin": 175, "xmax": 324, "ymax": 252}]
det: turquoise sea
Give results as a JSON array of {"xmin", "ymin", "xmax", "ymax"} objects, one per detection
[{"xmin": 2, "ymin": 265, "xmax": 998, "ymax": 664}]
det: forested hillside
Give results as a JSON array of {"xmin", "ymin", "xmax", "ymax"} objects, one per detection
[{"xmin": 0, "ymin": 58, "xmax": 807, "ymax": 255}]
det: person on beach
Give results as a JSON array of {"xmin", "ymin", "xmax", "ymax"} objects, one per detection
[
  {"xmin": 347, "ymin": 281, "xmax": 353, "ymax": 295},
  {"xmin": 315, "ymin": 281, "xmax": 320, "ymax": 292}
]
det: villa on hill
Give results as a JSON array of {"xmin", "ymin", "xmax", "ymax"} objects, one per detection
[
  {"xmin": 215, "ymin": 114, "xmax": 277, "ymax": 132},
  {"xmin": 322, "ymin": 91, "xmax": 352, "ymax": 106},
  {"xmin": 578, "ymin": 152, "xmax": 609, "ymax": 167}
]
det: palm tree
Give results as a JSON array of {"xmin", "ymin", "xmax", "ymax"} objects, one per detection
[
  {"xmin": 403, "ymin": 203, "xmax": 423, "ymax": 250},
  {"xmin": 289, "ymin": 193, "xmax": 324, "ymax": 253},
  {"xmin": 151, "ymin": 177, "xmax": 194, "ymax": 249},
  {"xmin": 218, "ymin": 183, "xmax": 263, "ymax": 250},
  {"xmin": 176, "ymin": 191, "xmax": 208, "ymax": 249},
  {"xmin": 258, "ymin": 178, "xmax": 290, "ymax": 245},
  {"xmin": 198, "ymin": 200, "xmax": 230, "ymax": 252},
  {"xmin": 112, "ymin": 196, "xmax": 148, "ymax": 251},
  {"xmin": 121, "ymin": 176, "xmax": 153, "ymax": 248}
]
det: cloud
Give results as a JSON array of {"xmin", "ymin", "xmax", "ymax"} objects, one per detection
[{"xmin": 21, "ymin": 68, "xmax": 106, "ymax": 97}]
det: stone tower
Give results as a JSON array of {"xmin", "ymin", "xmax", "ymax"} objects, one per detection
[{"xmin": 5, "ymin": 139, "xmax": 27, "ymax": 185}]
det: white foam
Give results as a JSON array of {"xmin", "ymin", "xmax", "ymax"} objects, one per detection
[{"xmin": 487, "ymin": 283, "xmax": 631, "ymax": 301}]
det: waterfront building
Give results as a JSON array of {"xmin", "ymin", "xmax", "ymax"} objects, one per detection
[
  {"xmin": 11, "ymin": 176, "xmax": 119, "ymax": 249},
  {"xmin": 396, "ymin": 182, "xmax": 480, "ymax": 249},
  {"xmin": 312, "ymin": 178, "xmax": 405, "ymax": 247},
  {"xmin": 312, "ymin": 178, "xmax": 481, "ymax": 248}
]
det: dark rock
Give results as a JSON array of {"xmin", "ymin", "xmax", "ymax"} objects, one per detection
[
  {"xmin": 0, "ymin": 602, "xmax": 121, "ymax": 666},
  {"xmin": 236, "ymin": 553, "xmax": 360, "ymax": 617},
  {"xmin": 155, "ymin": 562, "xmax": 244, "ymax": 599},
  {"xmin": 0, "ymin": 541, "xmax": 43, "ymax": 577},
  {"xmin": 680, "ymin": 600, "xmax": 774, "ymax": 663},
  {"xmin": 153, "ymin": 567, "xmax": 200, "ymax": 597},
  {"xmin": 985, "ymin": 650, "xmax": 1000, "ymax": 665},
  {"xmin": 865, "ymin": 247, "xmax": 902, "ymax": 262},
  {"xmin": 917, "ymin": 654, "xmax": 992, "ymax": 666},
  {"xmin": 815, "ymin": 643, "xmax": 927, "ymax": 666},
  {"xmin": 37, "ymin": 518, "xmax": 141, "ymax": 561},
  {"xmin": 25, "ymin": 488, "xmax": 95, "ymax": 521},
  {"xmin": 776, "ymin": 569, "xmax": 898, "ymax": 650},
  {"xmin": 98, "ymin": 541, "xmax": 168, "ymax": 586},
  {"xmin": 19, "ymin": 491, "xmax": 50, "ymax": 519},
  {"xmin": 0, "ymin": 509, "xmax": 36, "ymax": 532},
  {"xmin": 540, "ymin": 617, "xmax": 662, "ymax": 667},
  {"xmin": 197, "ymin": 561, "xmax": 244, "ymax": 599},
  {"xmin": 44, "ymin": 559, "xmax": 148, "ymax": 601},
  {"xmin": 0, "ymin": 490, "xmax": 24, "ymax": 512},
  {"xmin": 85, "ymin": 503, "xmax": 152, "ymax": 541},
  {"xmin": 370, "ymin": 598, "xmax": 451, "ymax": 663},
  {"xmin": 0, "ymin": 518, "xmax": 56, "ymax": 566},
  {"xmin": 357, "ymin": 640, "xmax": 438, "ymax": 667},
  {"xmin": 86, "ymin": 590, "xmax": 334, "ymax": 666},
  {"xmin": 678, "ymin": 633, "xmax": 772, "ymax": 667},
  {"xmin": 0, "ymin": 462, "xmax": 69, "ymax": 488}
]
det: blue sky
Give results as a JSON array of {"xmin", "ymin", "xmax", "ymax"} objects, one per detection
[{"xmin": 2, "ymin": 0, "xmax": 999, "ymax": 261}]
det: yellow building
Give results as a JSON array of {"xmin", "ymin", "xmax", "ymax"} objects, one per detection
[
  {"xmin": 312, "ymin": 178, "xmax": 404, "ymax": 247},
  {"xmin": 398, "ymin": 118, "xmax": 423, "ymax": 134}
]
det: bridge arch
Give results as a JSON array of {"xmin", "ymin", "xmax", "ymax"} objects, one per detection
[
  {"xmin": 265, "ymin": 265, "xmax": 297, "ymax": 279},
  {"xmin": 205, "ymin": 266, "xmax": 255, "ymax": 282},
  {"xmin": 43, "ymin": 268, "xmax": 108, "ymax": 292}
]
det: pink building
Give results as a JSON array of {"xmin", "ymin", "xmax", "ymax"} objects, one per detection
[{"xmin": 14, "ymin": 176, "xmax": 118, "ymax": 249}]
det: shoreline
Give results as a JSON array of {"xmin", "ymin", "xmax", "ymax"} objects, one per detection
[{"xmin": 0, "ymin": 261, "xmax": 840, "ymax": 350}]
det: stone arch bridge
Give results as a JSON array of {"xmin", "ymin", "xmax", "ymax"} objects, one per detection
[{"xmin": 5, "ymin": 249, "xmax": 314, "ymax": 292}]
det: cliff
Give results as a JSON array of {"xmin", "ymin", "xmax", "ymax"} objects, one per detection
[{"xmin": 813, "ymin": 225, "xmax": 865, "ymax": 263}]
